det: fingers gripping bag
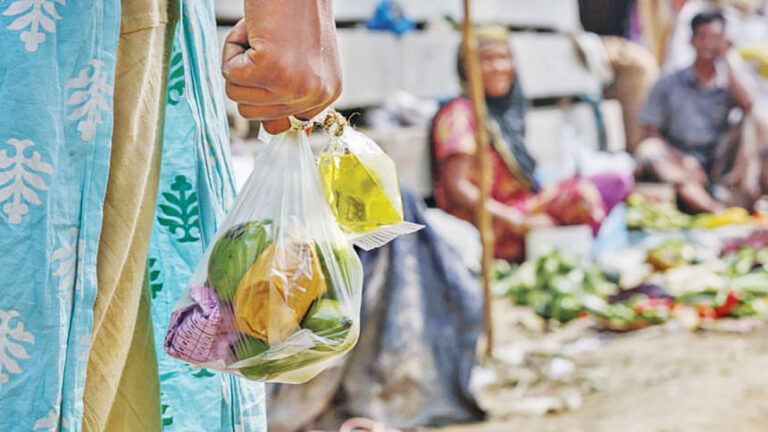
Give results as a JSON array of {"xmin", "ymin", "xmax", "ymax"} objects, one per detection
[
  {"xmin": 164, "ymin": 119, "xmax": 363, "ymax": 383},
  {"xmin": 317, "ymin": 111, "xmax": 423, "ymax": 250}
]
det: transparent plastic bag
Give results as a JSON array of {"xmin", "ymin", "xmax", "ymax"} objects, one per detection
[
  {"xmin": 317, "ymin": 112, "xmax": 422, "ymax": 249},
  {"xmin": 164, "ymin": 121, "xmax": 363, "ymax": 384}
]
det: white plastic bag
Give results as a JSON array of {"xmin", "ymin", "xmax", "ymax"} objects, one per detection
[{"xmin": 164, "ymin": 121, "xmax": 363, "ymax": 384}]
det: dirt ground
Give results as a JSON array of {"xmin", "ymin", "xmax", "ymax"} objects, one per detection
[{"xmin": 430, "ymin": 300, "xmax": 768, "ymax": 432}]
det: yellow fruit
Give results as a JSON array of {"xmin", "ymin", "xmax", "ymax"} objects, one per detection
[{"xmin": 233, "ymin": 237, "xmax": 327, "ymax": 343}]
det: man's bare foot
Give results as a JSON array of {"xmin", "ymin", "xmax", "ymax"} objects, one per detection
[{"xmin": 679, "ymin": 182, "xmax": 727, "ymax": 213}]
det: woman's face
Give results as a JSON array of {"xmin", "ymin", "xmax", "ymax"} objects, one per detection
[{"xmin": 479, "ymin": 41, "xmax": 516, "ymax": 98}]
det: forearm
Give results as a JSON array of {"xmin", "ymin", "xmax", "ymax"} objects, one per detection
[
  {"xmin": 243, "ymin": 0, "xmax": 337, "ymax": 59},
  {"xmin": 678, "ymin": 182, "xmax": 725, "ymax": 213},
  {"xmin": 449, "ymin": 177, "xmax": 525, "ymax": 227},
  {"xmin": 244, "ymin": 0, "xmax": 335, "ymax": 28}
]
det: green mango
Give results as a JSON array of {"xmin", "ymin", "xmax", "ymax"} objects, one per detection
[
  {"xmin": 234, "ymin": 335, "xmax": 271, "ymax": 381},
  {"xmin": 233, "ymin": 242, "xmax": 358, "ymax": 382},
  {"xmin": 236, "ymin": 303, "xmax": 354, "ymax": 381},
  {"xmin": 302, "ymin": 299, "xmax": 352, "ymax": 345},
  {"xmin": 234, "ymin": 335, "xmax": 270, "ymax": 362},
  {"xmin": 207, "ymin": 220, "xmax": 272, "ymax": 302},
  {"xmin": 315, "ymin": 242, "xmax": 360, "ymax": 300}
]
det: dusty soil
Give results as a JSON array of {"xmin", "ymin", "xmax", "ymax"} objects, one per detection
[{"xmin": 431, "ymin": 300, "xmax": 768, "ymax": 432}]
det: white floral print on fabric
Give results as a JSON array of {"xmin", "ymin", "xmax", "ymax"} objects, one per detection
[
  {"xmin": 32, "ymin": 396, "xmax": 60, "ymax": 431},
  {"xmin": 0, "ymin": 0, "xmax": 119, "ymax": 429},
  {"xmin": 149, "ymin": 1, "xmax": 265, "ymax": 429},
  {"xmin": 52, "ymin": 227, "xmax": 84, "ymax": 293},
  {"xmin": 0, "ymin": 309, "xmax": 34, "ymax": 391},
  {"xmin": 66, "ymin": 59, "xmax": 113, "ymax": 142},
  {"xmin": 0, "ymin": 138, "xmax": 54, "ymax": 224},
  {"xmin": 2, "ymin": 0, "xmax": 65, "ymax": 52},
  {"xmin": 76, "ymin": 333, "xmax": 89, "ymax": 380}
]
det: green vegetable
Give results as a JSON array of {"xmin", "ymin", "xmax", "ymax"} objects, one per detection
[
  {"xmin": 646, "ymin": 240, "xmax": 696, "ymax": 271},
  {"xmin": 234, "ymin": 335, "xmax": 270, "ymax": 362},
  {"xmin": 731, "ymin": 299, "xmax": 767, "ymax": 317},
  {"xmin": 493, "ymin": 251, "xmax": 617, "ymax": 323},
  {"xmin": 301, "ymin": 299, "xmax": 353, "ymax": 346},
  {"xmin": 593, "ymin": 295, "xmax": 672, "ymax": 329},
  {"xmin": 494, "ymin": 259, "xmax": 514, "ymax": 280},
  {"xmin": 730, "ymin": 272, "xmax": 768, "ymax": 296},
  {"xmin": 550, "ymin": 294, "xmax": 582, "ymax": 323},
  {"xmin": 236, "ymin": 319, "xmax": 354, "ymax": 381},
  {"xmin": 207, "ymin": 220, "xmax": 272, "ymax": 302},
  {"xmin": 232, "ymin": 242, "xmax": 358, "ymax": 382},
  {"xmin": 723, "ymin": 248, "xmax": 768, "ymax": 277},
  {"xmin": 315, "ymin": 242, "xmax": 360, "ymax": 300},
  {"xmin": 677, "ymin": 289, "xmax": 719, "ymax": 305},
  {"xmin": 626, "ymin": 193, "xmax": 691, "ymax": 231},
  {"xmin": 598, "ymin": 303, "xmax": 636, "ymax": 322}
]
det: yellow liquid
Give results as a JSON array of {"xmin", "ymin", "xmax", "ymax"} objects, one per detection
[{"xmin": 318, "ymin": 151, "xmax": 404, "ymax": 233}]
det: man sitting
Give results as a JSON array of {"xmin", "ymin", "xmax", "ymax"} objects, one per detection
[{"xmin": 636, "ymin": 11, "xmax": 760, "ymax": 212}]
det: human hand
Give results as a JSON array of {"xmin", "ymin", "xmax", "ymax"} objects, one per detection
[
  {"xmin": 499, "ymin": 211, "xmax": 554, "ymax": 236},
  {"xmin": 221, "ymin": 0, "xmax": 342, "ymax": 134},
  {"xmin": 522, "ymin": 213, "xmax": 556, "ymax": 232},
  {"xmin": 719, "ymin": 38, "xmax": 734, "ymax": 60}
]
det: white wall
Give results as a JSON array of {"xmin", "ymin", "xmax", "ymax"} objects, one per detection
[
  {"xmin": 215, "ymin": 0, "xmax": 590, "ymax": 107},
  {"xmin": 216, "ymin": 0, "xmax": 580, "ymax": 31},
  {"xmin": 335, "ymin": 29, "xmax": 462, "ymax": 108}
]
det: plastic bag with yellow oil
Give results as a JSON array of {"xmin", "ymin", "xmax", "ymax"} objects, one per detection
[
  {"xmin": 318, "ymin": 124, "xmax": 423, "ymax": 250},
  {"xmin": 164, "ymin": 120, "xmax": 363, "ymax": 384}
]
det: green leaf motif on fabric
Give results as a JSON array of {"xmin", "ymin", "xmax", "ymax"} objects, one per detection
[
  {"xmin": 167, "ymin": 50, "xmax": 185, "ymax": 106},
  {"xmin": 161, "ymin": 392, "xmax": 174, "ymax": 427},
  {"xmin": 148, "ymin": 258, "xmax": 163, "ymax": 299},
  {"xmin": 192, "ymin": 368, "xmax": 215, "ymax": 378},
  {"xmin": 158, "ymin": 175, "xmax": 200, "ymax": 243}
]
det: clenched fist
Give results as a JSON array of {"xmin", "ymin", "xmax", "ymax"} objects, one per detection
[{"xmin": 222, "ymin": 0, "xmax": 342, "ymax": 134}]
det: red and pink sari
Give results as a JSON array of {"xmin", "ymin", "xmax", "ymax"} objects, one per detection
[{"xmin": 431, "ymin": 98, "xmax": 631, "ymax": 262}]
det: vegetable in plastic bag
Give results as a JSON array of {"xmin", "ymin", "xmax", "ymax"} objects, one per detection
[{"xmin": 164, "ymin": 122, "xmax": 363, "ymax": 383}]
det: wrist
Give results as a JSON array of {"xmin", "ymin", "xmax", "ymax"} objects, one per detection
[
  {"xmin": 244, "ymin": 0, "xmax": 335, "ymax": 34},
  {"xmin": 504, "ymin": 208, "xmax": 525, "ymax": 227}
]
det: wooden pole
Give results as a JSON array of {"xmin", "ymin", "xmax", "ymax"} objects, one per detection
[
  {"xmin": 639, "ymin": 0, "xmax": 673, "ymax": 66},
  {"xmin": 462, "ymin": 0, "xmax": 495, "ymax": 357}
]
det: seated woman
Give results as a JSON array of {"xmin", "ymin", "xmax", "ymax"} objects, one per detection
[{"xmin": 431, "ymin": 25, "xmax": 630, "ymax": 263}]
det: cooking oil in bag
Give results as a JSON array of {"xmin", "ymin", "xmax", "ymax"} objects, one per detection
[{"xmin": 318, "ymin": 149, "xmax": 403, "ymax": 234}]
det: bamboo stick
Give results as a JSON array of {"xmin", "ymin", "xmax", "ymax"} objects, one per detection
[{"xmin": 462, "ymin": 0, "xmax": 495, "ymax": 357}]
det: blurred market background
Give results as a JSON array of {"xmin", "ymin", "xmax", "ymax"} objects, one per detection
[{"xmin": 216, "ymin": 1, "xmax": 768, "ymax": 431}]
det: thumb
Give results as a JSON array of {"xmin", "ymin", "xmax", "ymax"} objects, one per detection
[{"xmin": 262, "ymin": 119, "xmax": 291, "ymax": 135}]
